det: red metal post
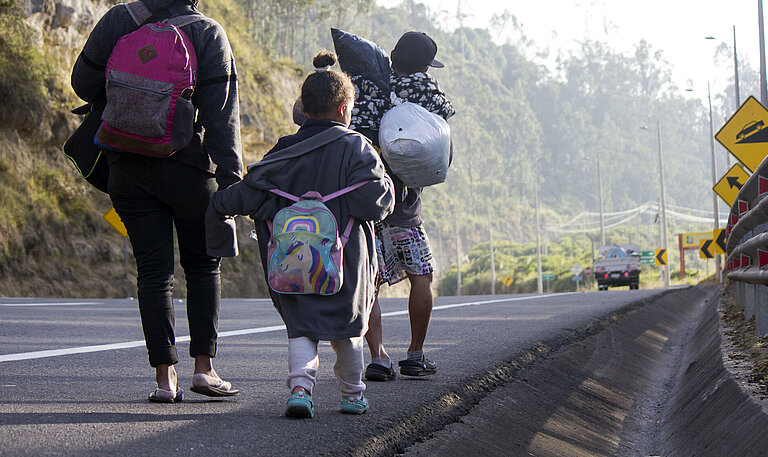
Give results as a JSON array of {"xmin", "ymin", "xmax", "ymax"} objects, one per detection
[{"xmin": 679, "ymin": 233, "xmax": 685, "ymax": 279}]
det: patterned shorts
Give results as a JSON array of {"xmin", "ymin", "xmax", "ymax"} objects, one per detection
[{"xmin": 375, "ymin": 221, "xmax": 434, "ymax": 286}]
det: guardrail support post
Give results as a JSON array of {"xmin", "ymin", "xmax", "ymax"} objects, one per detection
[
  {"xmin": 746, "ymin": 283, "xmax": 756, "ymax": 320},
  {"xmin": 735, "ymin": 282, "xmax": 745, "ymax": 311},
  {"xmin": 757, "ymin": 285, "xmax": 768, "ymax": 336}
]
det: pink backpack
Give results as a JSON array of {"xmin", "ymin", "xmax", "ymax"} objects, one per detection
[{"xmin": 95, "ymin": 1, "xmax": 204, "ymax": 157}]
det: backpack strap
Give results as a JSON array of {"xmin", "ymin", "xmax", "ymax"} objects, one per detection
[
  {"xmin": 125, "ymin": 1, "xmax": 153, "ymax": 26},
  {"xmin": 266, "ymin": 179, "xmax": 372, "ymax": 203},
  {"xmin": 321, "ymin": 180, "xmax": 370, "ymax": 202},
  {"xmin": 125, "ymin": 1, "xmax": 205, "ymax": 28},
  {"xmin": 339, "ymin": 217, "xmax": 356, "ymax": 246},
  {"xmin": 268, "ymin": 188, "xmax": 301, "ymax": 202},
  {"xmin": 165, "ymin": 13, "xmax": 206, "ymax": 29},
  {"xmin": 249, "ymin": 126, "xmax": 358, "ymax": 170}
]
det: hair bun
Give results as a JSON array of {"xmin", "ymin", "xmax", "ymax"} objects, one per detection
[{"xmin": 312, "ymin": 50, "xmax": 337, "ymax": 69}]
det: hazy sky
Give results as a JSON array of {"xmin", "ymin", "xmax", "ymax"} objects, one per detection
[{"xmin": 376, "ymin": 0, "xmax": 763, "ymax": 104}]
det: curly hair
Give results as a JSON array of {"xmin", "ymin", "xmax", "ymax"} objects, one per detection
[{"xmin": 300, "ymin": 50, "xmax": 355, "ymax": 117}]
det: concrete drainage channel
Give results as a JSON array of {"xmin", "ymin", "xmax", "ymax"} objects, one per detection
[{"xmin": 349, "ymin": 285, "xmax": 768, "ymax": 457}]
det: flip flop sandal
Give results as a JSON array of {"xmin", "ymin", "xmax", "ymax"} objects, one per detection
[
  {"xmin": 190, "ymin": 374, "xmax": 240, "ymax": 397},
  {"xmin": 148, "ymin": 387, "xmax": 183, "ymax": 403}
]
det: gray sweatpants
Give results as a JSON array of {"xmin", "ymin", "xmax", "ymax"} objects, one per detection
[{"xmin": 287, "ymin": 336, "xmax": 366, "ymax": 398}]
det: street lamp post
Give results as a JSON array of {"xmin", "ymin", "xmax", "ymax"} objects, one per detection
[
  {"xmin": 641, "ymin": 123, "xmax": 670, "ymax": 287},
  {"xmin": 760, "ymin": 0, "xmax": 767, "ymax": 105},
  {"xmin": 655, "ymin": 121, "xmax": 671, "ymax": 288},
  {"xmin": 734, "ymin": 25, "xmax": 741, "ymax": 107},
  {"xmin": 705, "ymin": 30, "xmax": 741, "ymax": 167},
  {"xmin": 708, "ymin": 83, "xmax": 723, "ymax": 282}
]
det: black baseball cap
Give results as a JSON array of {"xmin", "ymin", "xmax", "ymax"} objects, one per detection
[{"xmin": 392, "ymin": 31, "xmax": 444, "ymax": 69}]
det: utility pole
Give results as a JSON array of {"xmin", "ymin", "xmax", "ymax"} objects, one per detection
[
  {"xmin": 597, "ymin": 148, "xmax": 605, "ymax": 246},
  {"xmin": 535, "ymin": 180, "xmax": 543, "ymax": 294},
  {"xmin": 656, "ymin": 120, "xmax": 671, "ymax": 288},
  {"xmin": 454, "ymin": 210, "xmax": 462, "ymax": 296},
  {"xmin": 488, "ymin": 204, "xmax": 496, "ymax": 295}
]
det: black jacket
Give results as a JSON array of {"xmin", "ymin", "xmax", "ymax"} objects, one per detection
[{"xmin": 71, "ymin": 0, "xmax": 242, "ymax": 189}]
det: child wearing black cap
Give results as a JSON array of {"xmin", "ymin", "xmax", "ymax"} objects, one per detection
[{"xmin": 351, "ymin": 31, "xmax": 455, "ymax": 383}]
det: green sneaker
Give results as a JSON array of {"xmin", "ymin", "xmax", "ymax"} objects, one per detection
[
  {"xmin": 340, "ymin": 394, "xmax": 369, "ymax": 415},
  {"xmin": 284, "ymin": 392, "xmax": 314, "ymax": 418}
]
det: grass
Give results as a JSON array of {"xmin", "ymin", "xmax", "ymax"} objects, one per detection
[{"xmin": 721, "ymin": 291, "xmax": 768, "ymax": 394}]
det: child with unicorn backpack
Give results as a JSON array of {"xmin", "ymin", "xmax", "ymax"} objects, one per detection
[{"xmin": 205, "ymin": 50, "xmax": 395, "ymax": 418}]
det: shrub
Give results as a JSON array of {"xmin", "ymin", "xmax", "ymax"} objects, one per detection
[{"xmin": 0, "ymin": 0, "xmax": 50, "ymax": 130}]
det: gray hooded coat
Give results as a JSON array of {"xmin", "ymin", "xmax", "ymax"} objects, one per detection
[{"xmin": 206, "ymin": 123, "xmax": 395, "ymax": 340}]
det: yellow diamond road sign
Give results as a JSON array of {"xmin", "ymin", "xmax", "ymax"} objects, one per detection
[
  {"xmin": 715, "ymin": 96, "xmax": 768, "ymax": 172},
  {"xmin": 713, "ymin": 163, "xmax": 751, "ymax": 207}
]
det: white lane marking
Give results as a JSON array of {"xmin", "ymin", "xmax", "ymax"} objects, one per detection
[
  {"xmin": 0, "ymin": 302, "xmax": 102, "ymax": 307},
  {"xmin": 380, "ymin": 293, "xmax": 574, "ymax": 317},
  {"xmin": 0, "ymin": 294, "xmax": 574, "ymax": 363}
]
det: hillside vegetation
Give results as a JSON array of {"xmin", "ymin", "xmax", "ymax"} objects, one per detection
[
  {"xmin": 0, "ymin": 0, "xmax": 301, "ymax": 297},
  {"xmin": 0, "ymin": 0, "xmax": 746, "ymax": 297}
]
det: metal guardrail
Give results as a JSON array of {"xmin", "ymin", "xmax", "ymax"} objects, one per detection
[{"xmin": 725, "ymin": 155, "xmax": 768, "ymax": 334}]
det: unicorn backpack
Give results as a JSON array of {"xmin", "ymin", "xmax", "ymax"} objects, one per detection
[
  {"xmin": 247, "ymin": 126, "xmax": 373, "ymax": 295},
  {"xmin": 266, "ymin": 181, "xmax": 369, "ymax": 295}
]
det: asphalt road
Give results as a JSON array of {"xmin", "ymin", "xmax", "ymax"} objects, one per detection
[{"xmin": 0, "ymin": 290, "xmax": 666, "ymax": 456}]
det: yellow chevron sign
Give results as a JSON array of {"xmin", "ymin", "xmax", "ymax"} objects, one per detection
[{"xmin": 699, "ymin": 239, "xmax": 714, "ymax": 259}]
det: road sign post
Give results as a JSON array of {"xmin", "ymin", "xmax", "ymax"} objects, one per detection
[
  {"xmin": 572, "ymin": 275, "xmax": 582, "ymax": 291},
  {"xmin": 542, "ymin": 273, "xmax": 555, "ymax": 293},
  {"xmin": 679, "ymin": 232, "xmax": 715, "ymax": 279}
]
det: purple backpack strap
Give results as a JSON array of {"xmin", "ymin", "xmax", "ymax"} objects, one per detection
[
  {"xmin": 340, "ymin": 217, "xmax": 355, "ymax": 245},
  {"xmin": 321, "ymin": 180, "xmax": 371, "ymax": 202},
  {"xmin": 327, "ymin": 180, "xmax": 374, "ymax": 246},
  {"xmin": 268, "ymin": 188, "xmax": 300, "ymax": 202},
  {"xmin": 268, "ymin": 180, "xmax": 371, "ymax": 203},
  {"xmin": 266, "ymin": 180, "xmax": 374, "ymax": 245}
]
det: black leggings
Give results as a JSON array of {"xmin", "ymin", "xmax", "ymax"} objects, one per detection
[{"xmin": 108, "ymin": 154, "xmax": 220, "ymax": 367}]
